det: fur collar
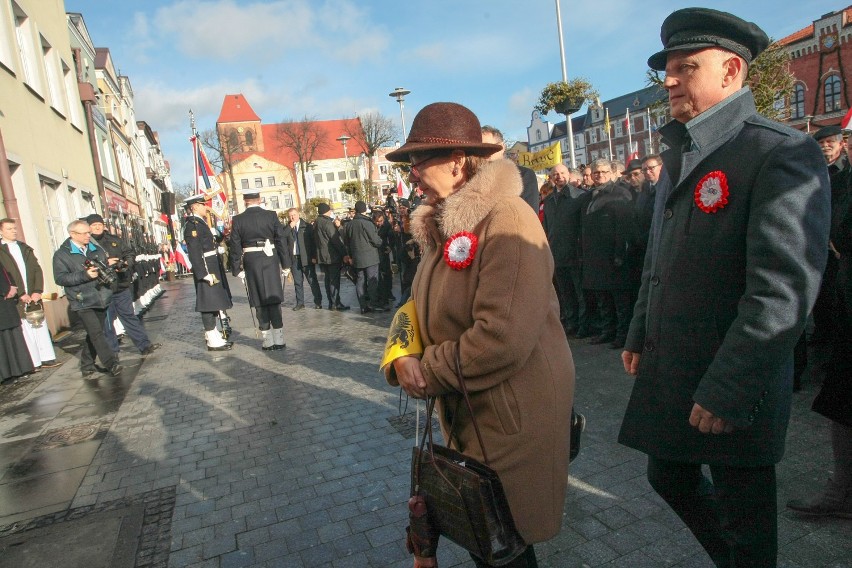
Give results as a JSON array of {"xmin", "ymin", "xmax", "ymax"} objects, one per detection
[{"xmin": 410, "ymin": 159, "xmax": 522, "ymax": 248}]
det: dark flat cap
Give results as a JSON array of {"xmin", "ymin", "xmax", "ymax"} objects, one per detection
[
  {"xmin": 85, "ymin": 213, "xmax": 105, "ymax": 224},
  {"xmin": 648, "ymin": 8, "xmax": 770, "ymax": 71},
  {"xmin": 316, "ymin": 203, "xmax": 331, "ymax": 215},
  {"xmin": 625, "ymin": 159, "xmax": 642, "ymax": 173},
  {"xmin": 813, "ymin": 125, "xmax": 842, "ymax": 140}
]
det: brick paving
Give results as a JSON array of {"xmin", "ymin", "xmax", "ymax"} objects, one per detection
[{"xmin": 0, "ymin": 273, "xmax": 850, "ymax": 567}]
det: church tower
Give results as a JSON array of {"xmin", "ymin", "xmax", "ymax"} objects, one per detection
[{"xmin": 216, "ymin": 94, "xmax": 263, "ymax": 154}]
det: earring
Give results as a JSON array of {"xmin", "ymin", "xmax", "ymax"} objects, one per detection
[{"xmin": 452, "ymin": 168, "xmax": 459, "ymax": 176}]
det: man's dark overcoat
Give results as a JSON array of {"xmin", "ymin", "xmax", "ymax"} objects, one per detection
[
  {"xmin": 343, "ymin": 214, "xmax": 382, "ymax": 269},
  {"xmin": 618, "ymin": 89, "xmax": 830, "ymax": 467},
  {"xmin": 290, "ymin": 218, "xmax": 318, "ymax": 263},
  {"xmin": 314, "ymin": 215, "xmax": 346, "ymax": 265},
  {"xmin": 541, "ymin": 187, "xmax": 588, "ymax": 268},
  {"xmin": 183, "ymin": 215, "xmax": 232, "ymax": 313},
  {"xmin": 0, "ymin": 240, "xmax": 45, "ymax": 319},
  {"xmin": 580, "ymin": 181, "xmax": 635, "ymax": 290},
  {"xmin": 228, "ymin": 206, "xmax": 291, "ymax": 308}
]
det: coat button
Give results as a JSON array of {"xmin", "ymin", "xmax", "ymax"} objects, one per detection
[
  {"xmin": 748, "ymin": 414, "xmax": 755, "ymax": 423},
  {"xmin": 644, "ymin": 341, "xmax": 655, "ymax": 352},
  {"xmin": 651, "ymin": 275, "xmax": 660, "ymax": 286},
  {"xmin": 663, "ymin": 209, "xmax": 673, "ymax": 219}
]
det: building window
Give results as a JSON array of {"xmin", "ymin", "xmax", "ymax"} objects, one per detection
[
  {"xmin": 268, "ymin": 196, "xmax": 279, "ymax": 210},
  {"xmin": 13, "ymin": 1, "xmax": 43, "ymax": 96},
  {"xmin": 228, "ymin": 129, "xmax": 239, "ymax": 150},
  {"xmin": 326, "ymin": 172, "xmax": 334, "ymax": 182},
  {"xmin": 245, "ymin": 130, "xmax": 254, "ymax": 146},
  {"xmin": 62, "ymin": 60, "xmax": 83, "ymax": 129},
  {"xmin": 337, "ymin": 171, "xmax": 346, "ymax": 180},
  {"xmin": 41, "ymin": 35, "xmax": 65, "ymax": 116},
  {"xmin": 284, "ymin": 194, "xmax": 294, "ymax": 208},
  {"xmin": 314, "ymin": 173, "xmax": 322, "ymax": 183},
  {"xmin": 267, "ymin": 176, "xmax": 275, "ymax": 186},
  {"xmin": 790, "ymin": 84, "xmax": 805, "ymax": 119},
  {"xmin": 254, "ymin": 177, "xmax": 262, "ymax": 188},
  {"xmin": 349, "ymin": 169, "xmax": 357, "ymax": 178},
  {"xmin": 241, "ymin": 178, "xmax": 249, "ymax": 189},
  {"xmin": 825, "ymin": 75, "xmax": 842, "ymax": 113},
  {"xmin": 536, "ymin": 129, "xmax": 542, "ymax": 142},
  {"xmin": 0, "ymin": 0, "xmax": 15, "ymax": 72}
]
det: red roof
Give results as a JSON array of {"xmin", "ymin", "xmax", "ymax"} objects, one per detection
[
  {"xmin": 231, "ymin": 118, "xmax": 367, "ymax": 169},
  {"xmin": 778, "ymin": 6, "xmax": 852, "ymax": 46},
  {"xmin": 217, "ymin": 94, "xmax": 261, "ymax": 123}
]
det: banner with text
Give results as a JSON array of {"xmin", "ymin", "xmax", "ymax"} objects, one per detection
[{"xmin": 517, "ymin": 141, "xmax": 562, "ymax": 171}]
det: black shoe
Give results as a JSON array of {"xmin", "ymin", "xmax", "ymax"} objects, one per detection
[
  {"xmin": 273, "ymin": 344, "xmax": 286, "ymax": 351},
  {"xmin": 109, "ymin": 364, "xmax": 123, "ymax": 377},
  {"xmin": 361, "ymin": 307, "xmax": 373, "ymax": 314},
  {"xmin": 81, "ymin": 368, "xmax": 95, "ymax": 378},
  {"xmin": 40, "ymin": 359, "xmax": 61, "ymax": 368},
  {"xmin": 589, "ymin": 334, "xmax": 615, "ymax": 345},
  {"xmin": 208, "ymin": 343, "xmax": 233, "ymax": 352},
  {"xmin": 314, "ymin": 305, "xmax": 323, "ymax": 309},
  {"xmin": 609, "ymin": 339, "xmax": 626, "ymax": 350},
  {"xmin": 292, "ymin": 304, "xmax": 305, "ymax": 311},
  {"xmin": 570, "ymin": 413, "xmax": 586, "ymax": 462},
  {"xmin": 141, "ymin": 343, "xmax": 161, "ymax": 355},
  {"xmin": 575, "ymin": 329, "xmax": 594, "ymax": 339},
  {"xmin": 370, "ymin": 306, "xmax": 389, "ymax": 312},
  {"xmin": 334, "ymin": 305, "xmax": 350, "ymax": 311}
]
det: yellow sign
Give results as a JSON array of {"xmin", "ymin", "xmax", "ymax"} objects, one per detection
[
  {"xmin": 517, "ymin": 141, "xmax": 562, "ymax": 171},
  {"xmin": 380, "ymin": 300, "xmax": 423, "ymax": 370}
]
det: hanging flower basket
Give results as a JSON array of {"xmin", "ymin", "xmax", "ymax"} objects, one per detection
[{"xmin": 534, "ymin": 79, "xmax": 599, "ymax": 116}]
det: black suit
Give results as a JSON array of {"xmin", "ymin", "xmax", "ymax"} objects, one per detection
[
  {"xmin": 314, "ymin": 214, "xmax": 347, "ymax": 308},
  {"xmin": 288, "ymin": 218, "xmax": 322, "ymax": 307},
  {"xmin": 228, "ymin": 206, "xmax": 291, "ymax": 329}
]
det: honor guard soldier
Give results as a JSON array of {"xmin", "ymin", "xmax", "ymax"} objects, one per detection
[
  {"xmin": 182, "ymin": 195, "xmax": 233, "ymax": 351},
  {"xmin": 228, "ymin": 189, "xmax": 292, "ymax": 350}
]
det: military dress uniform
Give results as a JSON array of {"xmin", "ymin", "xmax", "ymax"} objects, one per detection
[
  {"xmin": 182, "ymin": 196, "xmax": 233, "ymax": 351},
  {"xmin": 228, "ymin": 196, "xmax": 292, "ymax": 350}
]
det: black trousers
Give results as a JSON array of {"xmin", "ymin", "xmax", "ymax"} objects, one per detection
[
  {"xmin": 355, "ymin": 264, "xmax": 380, "ymax": 309},
  {"xmin": 594, "ymin": 289, "xmax": 633, "ymax": 340},
  {"xmin": 292, "ymin": 255, "xmax": 322, "ymax": 307},
  {"xmin": 104, "ymin": 287, "xmax": 151, "ymax": 353},
  {"xmin": 553, "ymin": 265, "xmax": 586, "ymax": 331},
  {"xmin": 471, "ymin": 545, "xmax": 537, "ymax": 568},
  {"xmin": 647, "ymin": 456, "xmax": 777, "ymax": 567},
  {"xmin": 320, "ymin": 263, "xmax": 343, "ymax": 308},
  {"xmin": 255, "ymin": 304, "xmax": 283, "ymax": 330},
  {"xmin": 201, "ymin": 311, "xmax": 218, "ymax": 331},
  {"xmin": 77, "ymin": 308, "xmax": 117, "ymax": 371}
]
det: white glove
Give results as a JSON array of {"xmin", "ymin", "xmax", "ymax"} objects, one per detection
[
  {"xmin": 282, "ymin": 268, "xmax": 291, "ymax": 278},
  {"xmin": 217, "ymin": 246, "xmax": 225, "ymax": 254},
  {"xmin": 202, "ymin": 274, "xmax": 215, "ymax": 285},
  {"xmin": 237, "ymin": 271, "xmax": 246, "ymax": 280}
]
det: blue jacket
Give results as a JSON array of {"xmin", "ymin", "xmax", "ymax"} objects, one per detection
[{"xmin": 52, "ymin": 237, "xmax": 113, "ymax": 311}]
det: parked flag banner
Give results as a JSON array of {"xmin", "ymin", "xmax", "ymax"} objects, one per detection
[
  {"xmin": 842, "ymin": 107, "xmax": 852, "ymax": 130},
  {"xmin": 604, "ymin": 108, "xmax": 611, "ymax": 134},
  {"xmin": 517, "ymin": 141, "xmax": 563, "ymax": 171},
  {"xmin": 191, "ymin": 135, "xmax": 227, "ymax": 219},
  {"xmin": 395, "ymin": 170, "xmax": 409, "ymax": 197}
]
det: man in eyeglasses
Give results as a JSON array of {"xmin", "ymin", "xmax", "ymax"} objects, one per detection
[{"xmin": 52, "ymin": 219, "xmax": 122, "ymax": 378}]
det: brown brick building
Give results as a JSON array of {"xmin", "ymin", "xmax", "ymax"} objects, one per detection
[{"xmin": 779, "ymin": 6, "xmax": 852, "ymax": 131}]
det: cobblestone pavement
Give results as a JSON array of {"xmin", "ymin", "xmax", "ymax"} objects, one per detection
[{"xmin": 0, "ymin": 273, "xmax": 850, "ymax": 567}]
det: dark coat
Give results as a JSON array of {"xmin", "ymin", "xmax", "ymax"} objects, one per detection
[
  {"xmin": 0, "ymin": 239, "xmax": 45, "ymax": 319},
  {"xmin": 580, "ymin": 181, "xmax": 635, "ymax": 290},
  {"xmin": 542, "ymin": 187, "xmax": 588, "ymax": 268},
  {"xmin": 619, "ymin": 89, "xmax": 831, "ymax": 467},
  {"xmin": 228, "ymin": 206, "xmax": 291, "ymax": 307},
  {"xmin": 314, "ymin": 215, "xmax": 346, "ymax": 265},
  {"xmin": 518, "ymin": 165, "xmax": 540, "ymax": 212},
  {"xmin": 0, "ymin": 265, "xmax": 21, "ymax": 330},
  {"xmin": 91, "ymin": 231, "xmax": 135, "ymax": 291},
  {"xmin": 182, "ymin": 215, "xmax": 232, "ymax": 313},
  {"xmin": 344, "ymin": 214, "xmax": 382, "ymax": 268},
  {"xmin": 52, "ymin": 237, "xmax": 114, "ymax": 311},
  {"xmin": 289, "ymin": 218, "xmax": 317, "ymax": 263}
]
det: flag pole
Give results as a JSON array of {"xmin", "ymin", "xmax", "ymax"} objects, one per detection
[
  {"xmin": 606, "ymin": 108, "xmax": 613, "ymax": 160},
  {"xmin": 647, "ymin": 108, "xmax": 653, "ymax": 154},
  {"xmin": 626, "ymin": 108, "xmax": 633, "ymax": 158}
]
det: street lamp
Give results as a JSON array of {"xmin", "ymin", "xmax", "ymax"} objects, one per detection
[
  {"xmin": 804, "ymin": 115, "xmax": 814, "ymax": 133},
  {"xmin": 389, "ymin": 87, "xmax": 411, "ymax": 142},
  {"xmin": 554, "ymin": 0, "xmax": 577, "ymax": 168}
]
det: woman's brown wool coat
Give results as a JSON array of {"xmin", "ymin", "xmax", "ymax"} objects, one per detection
[{"xmin": 388, "ymin": 159, "xmax": 575, "ymax": 543}]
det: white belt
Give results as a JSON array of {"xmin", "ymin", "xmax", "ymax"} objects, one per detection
[
  {"xmin": 243, "ymin": 246, "xmax": 265, "ymax": 252},
  {"xmin": 202, "ymin": 250, "xmax": 218, "ymax": 257}
]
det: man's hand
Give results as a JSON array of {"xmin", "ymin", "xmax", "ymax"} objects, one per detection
[
  {"xmin": 311, "ymin": 258, "xmax": 317, "ymax": 264},
  {"xmin": 236, "ymin": 271, "xmax": 245, "ymax": 280},
  {"xmin": 30, "ymin": 293, "xmax": 41, "ymax": 302},
  {"xmin": 394, "ymin": 356, "xmax": 427, "ymax": 399},
  {"xmin": 5, "ymin": 285, "xmax": 17, "ymax": 299},
  {"xmin": 86, "ymin": 267, "xmax": 100, "ymax": 279},
  {"xmin": 20, "ymin": 293, "xmax": 31, "ymax": 303},
  {"xmin": 622, "ymin": 351, "xmax": 640, "ymax": 376},
  {"xmin": 282, "ymin": 268, "xmax": 291, "ymax": 278},
  {"xmin": 689, "ymin": 403, "xmax": 734, "ymax": 434},
  {"xmin": 203, "ymin": 274, "xmax": 215, "ymax": 285},
  {"xmin": 107, "ymin": 257, "xmax": 119, "ymax": 266},
  {"xmin": 343, "ymin": 255, "xmax": 352, "ymax": 265}
]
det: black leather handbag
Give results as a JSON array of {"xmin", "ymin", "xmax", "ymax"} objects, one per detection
[{"xmin": 408, "ymin": 354, "xmax": 526, "ymax": 566}]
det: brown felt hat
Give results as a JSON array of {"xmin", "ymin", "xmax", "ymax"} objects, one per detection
[{"xmin": 385, "ymin": 102, "xmax": 502, "ymax": 163}]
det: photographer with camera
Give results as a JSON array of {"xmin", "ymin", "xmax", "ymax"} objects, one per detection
[
  {"xmin": 52, "ymin": 219, "xmax": 122, "ymax": 378},
  {"xmin": 87, "ymin": 214, "xmax": 160, "ymax": 357}
]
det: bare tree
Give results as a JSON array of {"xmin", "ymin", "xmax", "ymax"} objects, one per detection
[
  {"xmin": 172, "ymin": 182, "xmax": 194, "ymax": 203},
  {"xmin": 274, "ymin": 116, "xmax": 329, "ymax": 203},
  {"xmin": 345, "ymin": 112, "xmax": 395, "ymax": 201},
  {"xmin": 196, "ymin": 128, "xmax": 242, "ymax": 214}
]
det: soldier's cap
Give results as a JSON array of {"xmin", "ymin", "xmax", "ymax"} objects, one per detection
[
  {"xmin": 813, "ymin": 125, "xmax": 842, "ymax": 141},
  {"xmin": 182, "ymin": 195, "xmax": 206, "ymax": 208},
  {"xmin": 85, "ymin": 213, "xmax": 105, "ymax": 225},
  {"xmin": 239, "ymin": 188, "xmax": 261, "ymax": 200},
  {"xmin": 625, "ymin": 159, "xmax": 643, "ymax": 173},
  {"xmin": 648, "ymin": 8, "xmax": 770, "ymax": 71},
  {"xmin": 317, "ymin": 203, "xmax": 331, "ymax": 215}
]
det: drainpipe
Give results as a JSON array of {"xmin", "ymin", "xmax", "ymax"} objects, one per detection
[{"xmin": 0, "ymin": 125, "xmax": 24, "ymax": 241}]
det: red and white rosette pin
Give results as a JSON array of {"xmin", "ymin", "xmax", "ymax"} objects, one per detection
[
  {"xmin": 694, "ymin": 170, "xmax": 729, "ymax": 214},
  {"xmin": 443, "ymin": 231, "xmax": 478, "ymax": 270}
]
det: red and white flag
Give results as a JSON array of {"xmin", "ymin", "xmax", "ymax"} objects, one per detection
[
  {"xmin": 395, "ymin": 170, "xmax": 409, "ymax": 197},
  {"xmin": 191, "ymin": 135, "xmax": 228, "ymax": 219},
  {"xmin": 175, "ymin": 243, "xmax": 192, "ymax": 270},
  {"xmin": 841, "ymin": 107, "xmax": 852, "ymax": 130}
]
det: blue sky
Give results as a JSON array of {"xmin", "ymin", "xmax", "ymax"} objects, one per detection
[{"xmin": 65, "ymin": 0, "xmax": 841, "ymax": 185}]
